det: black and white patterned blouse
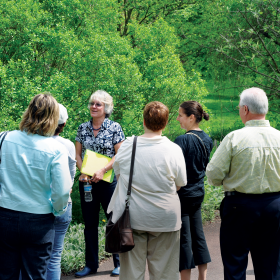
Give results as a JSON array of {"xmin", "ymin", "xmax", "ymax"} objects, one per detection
[{"xmin": 76, "ymin": 118, "xmax": 125, "ymax": 159}]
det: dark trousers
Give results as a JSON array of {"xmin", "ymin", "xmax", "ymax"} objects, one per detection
[
  {"xmin": 0, "ymin": 207, "xmax": 55, "ymax": 280},
  {"xmin": 179, "ymin": 196, "xmax": 211, "ymax": 271},
  {"xmin": 79, "ymin": 179, "xmax": 120, "ymax": 270},
  {"xmin": 220, "ymin": 193, "xmax": 280, "ymax": 280}
]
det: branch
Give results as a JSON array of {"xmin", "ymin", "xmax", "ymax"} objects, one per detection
[
  {"xmin": 259, "ymin": 30, "xmax": 280, "ymax": 46},
  {"xmin": 254, "ymin": 81, "xmax": 280, "ymax": 93},
  {"xmin": 218, "ymin": 50, "xmax": 280, "ymax": 84},
  {"xmin": 138, "ymin": 5, "xmax": 151, "ymax": 25},
  {"xmin": 236, "ymin": 8, "xmax": 280, "ymax": 74}
]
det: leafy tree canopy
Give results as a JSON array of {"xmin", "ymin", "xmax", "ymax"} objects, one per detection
[{"xmin": 0, "ymin": 0, "xmax": 208, "ymax": 141}]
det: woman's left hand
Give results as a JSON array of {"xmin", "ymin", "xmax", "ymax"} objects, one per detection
[{"xmin": 90, "ymin": 168, "xmax": 106, "ymax": 183}]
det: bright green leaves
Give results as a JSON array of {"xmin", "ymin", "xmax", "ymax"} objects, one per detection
[{"xmin": 0, "ymin": 0, "xmax": 208, "ymax": 140}]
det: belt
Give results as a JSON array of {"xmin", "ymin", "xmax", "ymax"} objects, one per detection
[
  {"xmin": 224, "ymin": 191, "xmax": 280, "ymax": 197},
  {"xmin": 224, "ymin": 191, "xmax": 239, "ymax": 196}
]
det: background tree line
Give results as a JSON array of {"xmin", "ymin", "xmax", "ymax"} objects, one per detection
[
  {"xmin": 1, "ymin": 0, "xmax": 279, "ymax": 141},
  {"xmin": 0, "ymin": 0, "xmax": 208, "ymax": 142}
]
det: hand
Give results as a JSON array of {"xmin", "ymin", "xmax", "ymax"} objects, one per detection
[
  {"xmin": 79, "ymin": 173, "xmax": 90, "ymax": 182},
  {"xmin": 90, "ymin": 168, "xmax": 106, "ymax": 183}
]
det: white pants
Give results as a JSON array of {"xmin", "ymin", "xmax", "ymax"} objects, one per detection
[{"xmin": 119, "ymin": 229, "xmax": 180, "ymax": 280}]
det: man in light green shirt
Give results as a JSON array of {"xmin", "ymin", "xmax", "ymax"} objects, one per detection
[{"xmin": 206, "ymin": 87, "xmax": 280, "ymax": 280}]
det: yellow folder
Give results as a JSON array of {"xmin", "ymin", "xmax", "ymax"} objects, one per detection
[{"xmin": 81, "ymin": 149, "xmax": 115, "ymax": 183}]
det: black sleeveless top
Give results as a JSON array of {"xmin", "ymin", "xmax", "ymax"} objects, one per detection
[{"xmin": 174, "ymin": 130, "xmax": 213, "ymax": 198}]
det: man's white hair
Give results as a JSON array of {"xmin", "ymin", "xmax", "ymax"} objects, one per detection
[
  {"xmin": 88, "ymin": 90, "xmax": 113, "ymax": 117},
  {"xmin": 239, "ymin": 87, "xmax": 268, "ymax": 115}
]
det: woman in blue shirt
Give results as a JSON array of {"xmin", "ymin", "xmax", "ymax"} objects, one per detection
[
  {"xmin": 75, "ymin": 90, "xmax": 124, "ymax": 278},
  {"xmin": 0, "ymin": 93, "xmax": 72, "ymax": 280},
  {"xmin": 175, "ymin": 101, "xmax": 213, "ymax": 280}
]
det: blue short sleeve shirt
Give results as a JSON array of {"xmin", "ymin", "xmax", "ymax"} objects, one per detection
[{"xmin": 76, "ymin": 118, "xmax": 125, "ymax": 159}]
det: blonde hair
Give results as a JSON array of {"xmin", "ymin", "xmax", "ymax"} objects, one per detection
[
  {"xmin": 88, "ymin": 90, "xmax": 113, "ymax": 117},
  {"xmin": 19, "ymin": 93, "xmax": 59, "ymax": 137}
]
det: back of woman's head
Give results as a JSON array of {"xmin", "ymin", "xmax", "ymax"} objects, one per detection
[
  {"xmin": 180, "ymin": 101, "xmax": 209, "ymax": 123},
  {"xmin": 143, "ymin": 101, "xmax": 169, "ymax": 131},
  {"xmin": 19, "ymin": 93, "xmax": 59, "ymax": 137}
]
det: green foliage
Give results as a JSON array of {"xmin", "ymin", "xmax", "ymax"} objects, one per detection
[
  {"xmin": 61, "ymin": 223, "xmax": 110, "ymax": 274},
  {"xmin": 170, "ymin": 0, "xmax": 280, "ymax": 113},
  {"xmin": 0, "ymin": 0, "xmax": 208, "ymax": 141},
  {"xmin": 61, "ymin": 223, "xmax": 85, "ymax": 274},
  {"xmin": 214, "ymin": 0, "xmax": 280, "ymax": 101},
  {"xmin": 71, "ymin": 180, "xmax": 83, "ymax": 224},
  {"xmin": 202, "ymin": 180, "xmax": 224, "ymax": 223}
]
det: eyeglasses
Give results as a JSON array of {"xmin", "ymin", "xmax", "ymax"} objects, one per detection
[{"xmin": 89, "ymin": 102, "xmax": 103, "ymax": 107}]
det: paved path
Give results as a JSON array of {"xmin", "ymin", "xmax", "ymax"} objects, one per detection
[{"xmin": 62, "ymin": 220, "xmax": 255, "ymax": 280}]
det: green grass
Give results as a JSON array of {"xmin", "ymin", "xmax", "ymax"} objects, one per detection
[{"xmin": 200, "ymin": 80, "xmax": 244, "ymax": 140}]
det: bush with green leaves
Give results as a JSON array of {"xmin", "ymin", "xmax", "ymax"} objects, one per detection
[
  {"xmin": 0, "ymin": 0, "xmax": 208, "ymax": 141},
  {"xmin": 201, "ymin": 180, "xmax": 224, "ymax": 223}
]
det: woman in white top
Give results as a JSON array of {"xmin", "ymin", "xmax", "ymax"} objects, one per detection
[{"xmin": 107, "ymin": 101, "xmax": 187, "ymax": 280}]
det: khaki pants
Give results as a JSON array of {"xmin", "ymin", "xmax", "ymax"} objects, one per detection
[{"xmin": 119, "ymin": 229, "xmax": 180, "ymax": 280}]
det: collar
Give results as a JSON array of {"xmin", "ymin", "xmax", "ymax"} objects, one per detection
[
  {"xmin": 245, "ymin": 120, "xmax": 270, "ymax": 127},
  {"xmin": 86, "ymin": 118, "xmax": 111, "ymax": 130}
]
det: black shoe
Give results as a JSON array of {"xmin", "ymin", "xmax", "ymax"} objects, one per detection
[{"xmin": 75, "ymin": 266, "xmax": 97, "ymax": 278}]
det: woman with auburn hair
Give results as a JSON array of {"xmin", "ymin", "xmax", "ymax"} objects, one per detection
[
  {"xmin": 175, "ymin": 101, "xmax": 213, "ymax": 280},
  {"xmin": 107, "ymin": 101, "xmax": 187, "ymax": 280},
  {"xmin": 0, "ymin": 93, "xmax": 72, "ymax": 280}
]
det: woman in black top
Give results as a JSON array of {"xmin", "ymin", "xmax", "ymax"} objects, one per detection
[{"xmin": 175, "ymin": 101, "xmax": 213, "ymax": 280}]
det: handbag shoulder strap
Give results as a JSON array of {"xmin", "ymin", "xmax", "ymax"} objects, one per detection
[
  {"xmin": 0, "ymin": 131, "xmax": 9, "ymax": 151},
  {"xmin": 0, "ymin": 131, "xmax": 9, "ymax": 163},
  {"xmin": 187, "ymin": 132, "xmax": 207, "ymax": 157},
  {"xmin": 127, "ymin": 136, "xmax": 138, "ymax": 197}
]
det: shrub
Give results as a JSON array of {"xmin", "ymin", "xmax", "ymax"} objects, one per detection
[
  {"xmin": 61, "ymin": 222, "xmax": 110, "ymax": 274},
  {"xmin": 201, "ymin": 180, "xmax": 224, "ymax": 222}
]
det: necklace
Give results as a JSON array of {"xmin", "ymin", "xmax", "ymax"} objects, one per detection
[{"xmin": 92, "ymin": 126, "xmax": 101, "ymax": 131}]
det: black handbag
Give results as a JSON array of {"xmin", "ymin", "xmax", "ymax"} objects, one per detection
[{"xmin": 105, "ymin": 136, "xmax": 137, "ymax": 254}]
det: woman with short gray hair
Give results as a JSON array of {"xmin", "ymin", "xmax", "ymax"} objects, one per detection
[{"xmin": 75, "ymin": 90, "xmax": 125, "ymax": 278}]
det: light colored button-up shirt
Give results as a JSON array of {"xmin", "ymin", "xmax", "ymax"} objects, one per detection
[
  {"xmin": 206, "ymin": 120, "xmax": 280, "ymax": 194},
  {"xmin": 0, "ymin": 130, "xmax": 72, "ymax": 215}
]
